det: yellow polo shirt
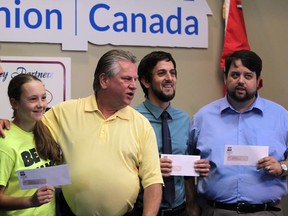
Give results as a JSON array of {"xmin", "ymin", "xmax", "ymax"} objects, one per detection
[{"xmin": 43, "ymin": 95, "xmax": 163, "ymax": 216}]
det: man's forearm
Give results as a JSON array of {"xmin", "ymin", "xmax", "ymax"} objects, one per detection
[{"xmin": 142, "ymin": 183, "xmax": 162, "ymax": 216}]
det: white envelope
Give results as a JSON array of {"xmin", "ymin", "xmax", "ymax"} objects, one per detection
[
  {"xmin": 224, "ymin": 145, "xmax": 269, "ymax": 166},
  {"xmin": 17, "ymin": 164, "xmax": 71, "ymax": 190},
  {"xmin": 161, "ymin": 154, "xmax": 200, "ymax": 176}
]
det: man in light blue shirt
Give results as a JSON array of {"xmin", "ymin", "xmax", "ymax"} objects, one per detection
[
  {"xmin": 188, "ymin": 50, "xmax": 288, "ymax": 216},
  {"xmin": 133, "ymin": 51, "xmax": 210, "ymax": 216}
]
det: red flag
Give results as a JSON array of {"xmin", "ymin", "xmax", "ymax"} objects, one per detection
[
  {"xmin": 220, "ymin": 0, "xmax": 262, "ymax": 91},
  {"xmin": 220, "ymin": 0, "xmax": 250, "ymax": 68}
]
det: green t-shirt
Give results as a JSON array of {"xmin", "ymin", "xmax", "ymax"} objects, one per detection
[{"xmin": 0, "ymin": 123, "xmax": 55, "ymax": 216}]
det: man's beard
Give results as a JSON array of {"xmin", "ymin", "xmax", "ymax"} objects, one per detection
[
  {"xmin": 227, "ymin": 87, "xmax": 256, "ymax": 102},
  {"xmin": 151, "ymin": 85, "xmax": 175, "ymax": 102}
]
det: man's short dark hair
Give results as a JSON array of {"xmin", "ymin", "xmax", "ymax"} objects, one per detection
[
  {"xmin": 224, "ymin": 50, "xmax": 262, "ymax": 79},
  {"xmin": 138, "ymin": 51, "xmax": 176, "ymax": 97}
]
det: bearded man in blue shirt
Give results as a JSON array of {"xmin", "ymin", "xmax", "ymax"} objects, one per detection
[
  {"xmin": 188, "ymin": 50, "xmax": 288, "ymax": 216},
  {"xmin": 132, "ymin": 51, "xmax": 210, "ymax": 216}
]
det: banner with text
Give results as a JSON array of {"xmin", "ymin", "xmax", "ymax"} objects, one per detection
[{"xmin": 0, "ymin": 0, "xmax": 212, "ymax": 51}]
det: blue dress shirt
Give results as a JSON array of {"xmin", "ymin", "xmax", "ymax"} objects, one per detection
[
  {"xmin": 135, "ymin": 99, "xmax": 190, "ymax": 208},
  {"xmin": 188, "ymin": 96, "xmax": 288, "ymax": 204}
]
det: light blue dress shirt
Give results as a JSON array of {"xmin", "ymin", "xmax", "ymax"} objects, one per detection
[
  {"xmin": 188, "ymin": 96, "xmax": 288, "ymax": 204},
  {"xmin": 135, "ymin": 99, "xmax": 190, "ymax": 208}
]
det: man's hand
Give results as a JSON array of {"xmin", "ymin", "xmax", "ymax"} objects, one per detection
[
  {"xmin": 0, "ymin": 119, "xmax": 11, "ymax": 138},
  {"xmin": 257, "ymin": 156, "xmax": 282, "ymax": 176},
  {"xmin": 194, "ymin": 159, "xmax": 210, "ymax": 177},
  {"xmin": 160, "ymin": 157, "xmax": 173, "ymax": 177}
]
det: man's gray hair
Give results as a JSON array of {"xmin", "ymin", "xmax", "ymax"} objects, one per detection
[{"xmin": 93, "ymin": 49, "xmax": 137, "ymax": 92}]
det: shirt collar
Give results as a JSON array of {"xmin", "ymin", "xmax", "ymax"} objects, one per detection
[
  {"xmin": 143, "ymin": 99, "xmax": 174, "ymax": 120},
  {"xmin": 220, "ymin": 95, "xmax": 263, "ymax": 115},
  {"xmin": 84, "ymin": 95, "xmax": 98, "ymax": 112},
  {"xmin": 84, "ymin": 94, "xmax": 130, "ymax": 120}
]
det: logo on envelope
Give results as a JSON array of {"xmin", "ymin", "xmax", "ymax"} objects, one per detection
[{"xmin": 226, "ymin": 146, "xmax": 248, "ymax": 162}]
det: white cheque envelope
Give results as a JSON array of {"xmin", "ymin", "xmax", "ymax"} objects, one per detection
[
  {"xmin": 17, "ymin": 164, "xmax": 71, "ymax": 190},
  {"xmin": 224, "ymin": 145, "xmax": 269, "ymax": 166},
  {"xmin": 161, "ymin": 154, "xmax": 200, "ymax": 176}
]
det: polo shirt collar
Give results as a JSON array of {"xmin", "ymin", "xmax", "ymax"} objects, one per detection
[
  {"xmin": 84, "ymin": 94, "xmax": 130, "ymax": 120},
  {"xmin": 84, "ymin": 95, "xmax": 98, "ymax": 112}
]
